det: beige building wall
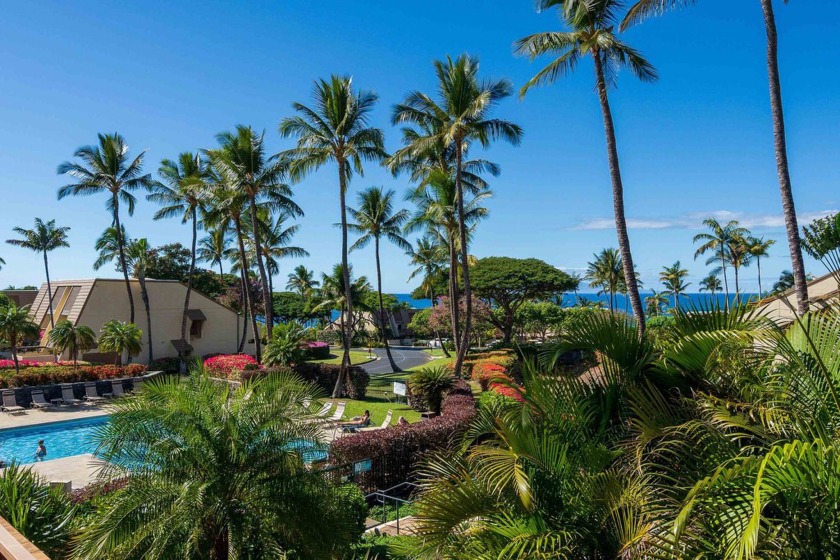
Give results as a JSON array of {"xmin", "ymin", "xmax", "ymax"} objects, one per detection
[
  {"xmin": 33, "ymin": 279, "xmax": 255, "ymax": 363},
  {"xmin": 756, "ymin": 271, "xmax": 840, "ymax": 324}
]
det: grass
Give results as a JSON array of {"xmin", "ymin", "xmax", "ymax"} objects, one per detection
[
  {"xmin": 405, "ymin": 355, "xmax": 455, "ymax": 372},
  {"xmin": 327, "ymin": 372, "xmax": 420, "ymax": 426},
  {"xmin": 307, "ymin": 350, "xmax": 374, "ymax": 366},
  {"xmin": 422, "ymin": 347, "xmax": 451, "ymax": 358}
]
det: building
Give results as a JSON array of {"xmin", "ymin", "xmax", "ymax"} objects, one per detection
[
  {"xmin": 1, "ymin": 289, "xmax": 38, "ymax": 308},
  {"xmin": 756, "ymin": 271, "xmax": 840, "ymax": 324},
  {"xmin": 28, "ymin": 278, "xmax": 255, "ymax": 363}
]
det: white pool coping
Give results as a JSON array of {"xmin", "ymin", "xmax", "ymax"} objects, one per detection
[{"xmin": 0, "ymin": 405, "xmax": 112, "ymax": 430}]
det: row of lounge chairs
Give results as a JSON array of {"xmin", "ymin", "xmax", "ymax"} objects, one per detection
[
  {"xmin": 1, "ymin": 378, "xmax": 143, "ymax": 415},
  {"xmin": 307, "ymin": 400, "xmax": 394, "ymax": 433}
]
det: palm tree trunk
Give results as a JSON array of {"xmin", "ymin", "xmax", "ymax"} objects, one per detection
[
  {"xmin": 721, "ymin": 252, "xmax": 730, "ymax": 311},
  {"xmin": 218, "ymin": 259, "xmax": 224, "ymax": 284},
  {"xmin": 42, "ymin": 251, "xmax": 58, "ymax": 363},
  {"xmin": 734, "ymin": 265, "xmax": 741, "ymax": 306},
  {"xmin": 375, "ymin": 238, "xmax": 400, "ymax": 371},
  {"xmin": 429, "ymin": 287, "xmax": 450, "ymax": 358},
  {"xmin": 139, "ymin": 276, "xmax": 153, "ymax": 363},
  {"xmin": 454, "ymin": 143, "xmax": 472, "ymax": 376},
  {"xmin": 593, "ymin": 52, "xmax": 645, "ymax": 335},
  {"xmin": 238, "ymin": 267, "xmax": 248, "ymax": 353},
  {"xmin": 248, "ymin": 198, "xmax": 274, "ymax": 336},
  {"xmin": 234, "ymin": 220, "xmax": 261, "ymax": 361},
  {"xmin": 112, "ymin": 195, "xmax": 135, "ymax": 323},
  {"xmin": 761, "ymin": 0, "xmax": 809, "ymax": 316},
  {"xmin": 335, "ymin": 161, "xmax": 352, "ymax": 398},
  {"xmin": 12, "ymin": 336, "xmax": 19, "ymax": 375},
  {"xmin": 181, "ymin": 212, "xmax": 197, "ymax": 343},
  {"xmin": 448, "ymin": 240, "xmax": 460, "ymax": 355},
  {"xmin": 757, "ymin": 256, "xmax": 763, "ymax": 297}
]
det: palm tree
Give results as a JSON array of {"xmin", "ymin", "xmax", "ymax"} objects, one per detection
[
  {"xmin": 247, "ymin": 209, "xmax": 308, "ymax": 298},
  {"xmin": 209, "ymin": 126, "xmax": 302, "ymax": 336},
  {"xmin": 5, "ymin": 218, "xmax": 70, "ymax": 331},
  {"xmin": 126, "ymin": 238, "xmax": 154, "ymax": 363},
  {"xmin": 407, "ymin": 236, "xmax": 450, "ymax": 357},
  {"xmin": 392, "ymin": 54, "xmax": 522, "ymax": 375},
  {"xmin": 745, "ymin": 235, "xmax": 776, "ymax": 297},
  {"xmin": 726, "ymin": 235, "xmax": 753, "ymax": 305},
  {"xmin": 0, "ymin": 256, "xmax": 5, "ymax": 270},
  {"xmin": 586, "ymin": 248, "xmax": 623, "ymax": 313},
  {"xmin": 97, "ymin": 320, "xmax": 142, "ymax": 365},
  {"xmin": 280, "ymin": 76, "xmax": 386, "ymax": 378},
  {"xmin": 516, "ymin": 1, "xmax": 655, "ymax": 334},
  {"xmin": 314, "ymin": 264, "xmax": 372, "ymax": 367},
  {"xmin": 150, "ymin": 152, "xmax": 209, "ymax": 343},
  {"xmin": 47, "ymin": 320, "xmax": 96, "ymax": 368},
  {"xmin": 286, "ymin": 265, "xmax": 319, "ymax": 299},
  {"xmin": 645, "ymin": 289, "xmax": 669, "ymax": 316},
  {"xmin": 773, "ymin": 269, "xmax": 795, "ymax": 293},
  {"xmin": 347, "ymin": 187, "xmax": 411, "ymax": 371},
  {"xmin": 73, "ymin": 369, "xmax": 366, "ymax": 559},
  {"xmin": 623, "ymin": 0, "xmax": 810, "ymax": 317},
  {"xmin": 693, "ymin": 218, "xmax": 748, "ymax": 310},
  {"xmin": 659, "ymin": 260, "xmax": 691, "ymax": 310},
  {"xmin": 57, "ymin": 133, "xmax": 153, "ymax": 323},
  {"xmin": 92, "ymin": 225, "xmax": 126, "ymax": 272},
  {"xmin": 198, "ymin": 227, "xmax": 231, "ymax": 282},
  {"xmin": 699, "ymin": 273, "xmax": 722, "ymax": 302},
  {"xmin": 0, "ymin": 303, "xmax": 39, "ymax": 374}
]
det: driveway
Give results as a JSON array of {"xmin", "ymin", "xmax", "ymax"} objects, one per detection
[{"xmin": 358, "ymin": 345, "xmax": 434, "ymax": 374}]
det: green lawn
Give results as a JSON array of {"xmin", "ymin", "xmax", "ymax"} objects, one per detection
[
  {"xmin": 422, "ymin": 347, "xmax": 451, "ymax": 358},
  {"xmin": 405, "ymin": 355, "xmax": 455, "ymax": 371},
  {"xmin": 326, "ymin": 372, "xmax": 420, "ymax": 426},
  {"xmin": 307, "ymin": 350, "xmax": 374, "ymax": 366}
]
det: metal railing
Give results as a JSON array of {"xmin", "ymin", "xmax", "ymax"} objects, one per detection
[{"xmin": 364, "ymin": 481, "xmax": 418, "ymax": 535}]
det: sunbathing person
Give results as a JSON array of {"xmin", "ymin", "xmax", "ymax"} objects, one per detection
[{"xmin": 339, "ymin": 410, "xmax": 370, "ymax": 432}]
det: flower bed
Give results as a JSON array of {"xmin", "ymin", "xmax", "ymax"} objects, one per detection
[
  {"xmin": 203, "ymin": 354, "xmax": 260, "ymax": 377},
  {"xmin": 0, "ymin": 364, "xmax": 148, "ymax": 388},
  {"xmin": 471, "ymin": 362, "xmax": 509, "ymax": 391},
  {"xmin": 329, "ymin": 380, "xmax": 476, "ymax": 492},
  {"xmin": 0, "ymin": 359, "xmax": 85, "ymax": 369}
]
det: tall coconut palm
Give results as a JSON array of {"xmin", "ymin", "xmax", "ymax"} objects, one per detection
[
  {"xmin": 203, "ymin": 174, "xmax": 261, "ymax": 358},
  {"xmin": 659, "ymin": 260, "xmax": 691, "ymax": 310},
  {"xmin": 280, "ymin": 76, "xmax": 386, "ymax": 391},
  {"xmin": 699, "ymin": 274, "xmax": 722, "ymax": 302},
  {"xmin": 92, "ymin": 226, "xmax": 127, "ymax": 272},
  {"xmin": 623, "ymin": 0, "xmax": 809, "ymax": 316},
  {"xmin": 47, "ymin": 320, "xmax": 96, "ymax": 368},
  {"xmin": 5, "ymin": 218, "xmax": 70, "ymax": 331},
  {"xmin": 516, "ymin": 0, "xmax": 654, "ymax": 334},
  {"xmin": 97, "ymin": 320, "xmax": 142, "ymax": 365},
  {"xmin": 198, "ymin": 227, "xmax": 231, "ymax": 282},
  {"xmin": 586, "ymin": 248, "xmax": 623, "ymax": 313},
  {"xmin": 126, "ymin": 238, "xmax": 154, "ymax": 363},
  {"xmin": 57, "ymin": 133, "xmax": 153, "ymax": 323},
  {"xmin": 0, "ymin": 303, "xmax": 39, "ymax": 374},
  {"xmin": 150, "ymin": 152, "xmax": 209, "ymax": 343},
  {"xmin": 347, "ymin": 187, "xmax": 412, "ymax": 371},
  {"xmin": 745, "ymin": 235, "xmax": 776, "ymax": 297},
  {"xmin": 287, "ymin": 265, "xmax": 319, "ymax": 300},
  {"xmin": 407, "ymin": 236, "xmax": 450, "ymax": 357},
  {"xmin": 209, "ymin": 126, "xmax": 302, "ymax": 336},
  {"xmin": 72, "ymin": 369, "xmax": 366, "ymax": 560},
  {"xmin": 773, "ymin": 269, "xmax": 795, "ymax": 294},
  {"xmin": 392, "ymin": 54, "xmax": 522, "ymax": 375},
  {"xmin": 645, "ymin": 289, "xmax": 669, "ymax": 316},
  {"xmin": 726, "ymin": 235, "xmax": 753, "ymax": 305},
  {"xmin": 693, "ymin": 218, "xmax": 748, "ymax": 310},
  {"xmin": 247, "ymin": 209, "xmax": 308, "ymax": 298}
]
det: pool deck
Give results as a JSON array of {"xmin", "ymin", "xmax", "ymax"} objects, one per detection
[
  {"xmin": 28, "ymin": 454, "xmax": 108, "ymax": 490},
  {"xmin": 0, "ymin": 404, "xmax": 112, "ymax": 430}
]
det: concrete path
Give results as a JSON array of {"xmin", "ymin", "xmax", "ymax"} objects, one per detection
[
  {"xmin": 27, "ymin": 454, "xmax": 107, "ymax": 490},
  {"xmin": 359, "ymin": 346, "xmax": 435, "ymax": 374},
  {"xmin": 0, "ymin": 405, "xmax": 111, "ymax": 430}
]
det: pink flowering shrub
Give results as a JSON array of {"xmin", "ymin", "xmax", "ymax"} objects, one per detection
[
  {"xmin": 203, "ymin": 354, "xmax": 259, "ymax": 377},
  {"xmin": 0, "ymin": 359, "xmax": 83, "ymax": 369},
  {"xmin": 303, "ymin": 341, "xmax": 331, "ymax": 360}
]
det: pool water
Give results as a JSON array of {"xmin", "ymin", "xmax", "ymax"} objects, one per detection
[
  {"xmin": 0, "ymin": 416, "xmax": 328, "ymax": 465},
  {"xmin": 0, "ymin": 416, "xmax": 109, "ymax": 465}
]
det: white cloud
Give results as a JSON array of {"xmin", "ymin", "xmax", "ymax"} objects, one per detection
[{"xmin": 573, "ymin": 209, "xmax": 837, "ymax": 231}]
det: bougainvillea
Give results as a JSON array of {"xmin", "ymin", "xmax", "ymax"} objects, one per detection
[
  {"xmin": 203, "ymin": 354, "xmax": 260, "ymax": 377},
  {"xmin": 303, "ymin": 341, "xmax": 331, "ymax": 360},
  {"xmin": 0, "ymin": 359, "xmax": 81, "ymax": 369}
]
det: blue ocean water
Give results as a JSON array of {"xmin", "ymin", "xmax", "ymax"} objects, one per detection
[
  {"xmin": 391, "ymin": 293, "xmax": 755, "ymax": 311},
  {"xmin": 0, "ymin": 416, "xmax": 107, "ymax": 464}
]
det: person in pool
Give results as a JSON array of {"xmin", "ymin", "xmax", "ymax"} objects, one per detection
[{"xmin": 34, "ymin": 440, "xmax": 47, "ymax": 461}]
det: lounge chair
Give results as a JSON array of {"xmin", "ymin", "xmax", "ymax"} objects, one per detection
[
  {"xmin": 83, "ymin": 382, "xmax": 106, "ymax": 403},
  {"xmin": 1, "ymin": 390, "xmax": 25, "ymax": 415},
  {"xmin": 104, "ymin": 380, "xmax": 127, "ymax": 398},
  {"xmin": 60, "ymin": 384, "xmax": 82, "ymax": 406},
  {"xmin": 359, "ymin": 410, "xmax": 393, "ymax": 432},
  {"xmin": 324, "ymin": 401, "xmax": 346, "ymax": 426},
  {"xmin": 30, "ymin": 390, "xmax": 55, "ymax": 409},
  {"xmin": 313, "ymin": 402, "xmax": 331, "ymax": 417}
]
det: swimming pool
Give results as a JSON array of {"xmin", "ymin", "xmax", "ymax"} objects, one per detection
[
  {"xmin": 0, "ymin": 416, "xmax": 328, "ymax": 465},
  {"xmin": 0, "ymin": 416, "xmax": 109, "ymax": 465}
]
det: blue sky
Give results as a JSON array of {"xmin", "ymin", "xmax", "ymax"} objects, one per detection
[{"xmin": 1, "ymin": 1, "xmax": 838, "ymax": 294}]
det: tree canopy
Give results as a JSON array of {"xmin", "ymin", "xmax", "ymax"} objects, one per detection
[{"xmin": 470, "ymin": 257, "xmax": 576, "ymax": 343}]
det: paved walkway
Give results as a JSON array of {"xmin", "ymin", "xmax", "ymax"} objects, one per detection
[
  {"xmin": 28, "ymin": 454, "xmax": 107, "ymax": 490},
  {"xmin": 0, "ymin": 405, "xmax": 111, "ymax": 430},
  {"xmin": 359, "ymin": 346, "xmax": 434, "ymax": 374}
]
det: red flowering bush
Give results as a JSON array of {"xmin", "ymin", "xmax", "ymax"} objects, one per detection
[
  {"xmin": 203, "ymin": 354, "xmax": 259, "ymax": 377},
  {"xmin": 471, "ymin": 362, "xmax": 509, "ymax": 391},
  {"xmin": 0, "ymin": 364, "xmax": 147, "ymax": 388},
  {"xmin": 0, "ymin": 359, "xmax": 82, "ymax": 369},
  {"xmin": 489, "ymin": 375, "xmax": 525, "ymax": 403}
]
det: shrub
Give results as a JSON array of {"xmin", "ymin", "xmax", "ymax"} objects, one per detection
[
  {"xmin": 408, "ymin": 366, "xmax": 455, "ymax": 414},
  {"xmin": 471, "ymin": 362, "xmax": 508, "ymax": 391},
  {"xmin": 263, "ymin": 322, "xmax": 308, "ymax": 366},
  {"xmin": 329, "ymin": 383, "xmax": 476, "ymax": 492},
  {"xmin": 0, "ymin": 364, "xmax": 147, "ymax": 388},
  {"xmin": 489, "ymin": 378, "xmax": 525, "ymax": 403},
  {"xmin": 246, "ymin": 362, "xmax": 370, "ymax": 399},
  {"xmin": 304, "ymin": 341, "xmax": 331, "ymax": 360},
  {"xmin": 316, "ymin": 329, "xmax": 342, "ymax": 345},
  {"xmin": 148, "ymin": 356, "xmax": 181, "ymax": 374},
  {"xmin": 203, "ymin": 354, "xmax": 259, "ymax": 377}
]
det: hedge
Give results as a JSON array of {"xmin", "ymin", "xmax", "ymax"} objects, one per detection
[
  {"xmin": 329, "ymin": 380, "xmax": 476, "ymax": 492},
  {"xmin": 304, "ymin": 341, "xmax": 331, "ymax": 360},
  {"xmin": 0, "ymin": 364, "xmax": 148, "ymax": 388},
  {"xmin": 244, "ymin": 362, "xmax": 370, "ymax": 400}
]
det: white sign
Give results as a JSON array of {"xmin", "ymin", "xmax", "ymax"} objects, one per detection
[{"xmin": 393, "ymin": 381, "xmax": 407, "ymax": 397}]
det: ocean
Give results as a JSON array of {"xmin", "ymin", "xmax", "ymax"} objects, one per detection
[{"xmin": 393, "ymin": 293, "xmax": 757, "ymax": 311}]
